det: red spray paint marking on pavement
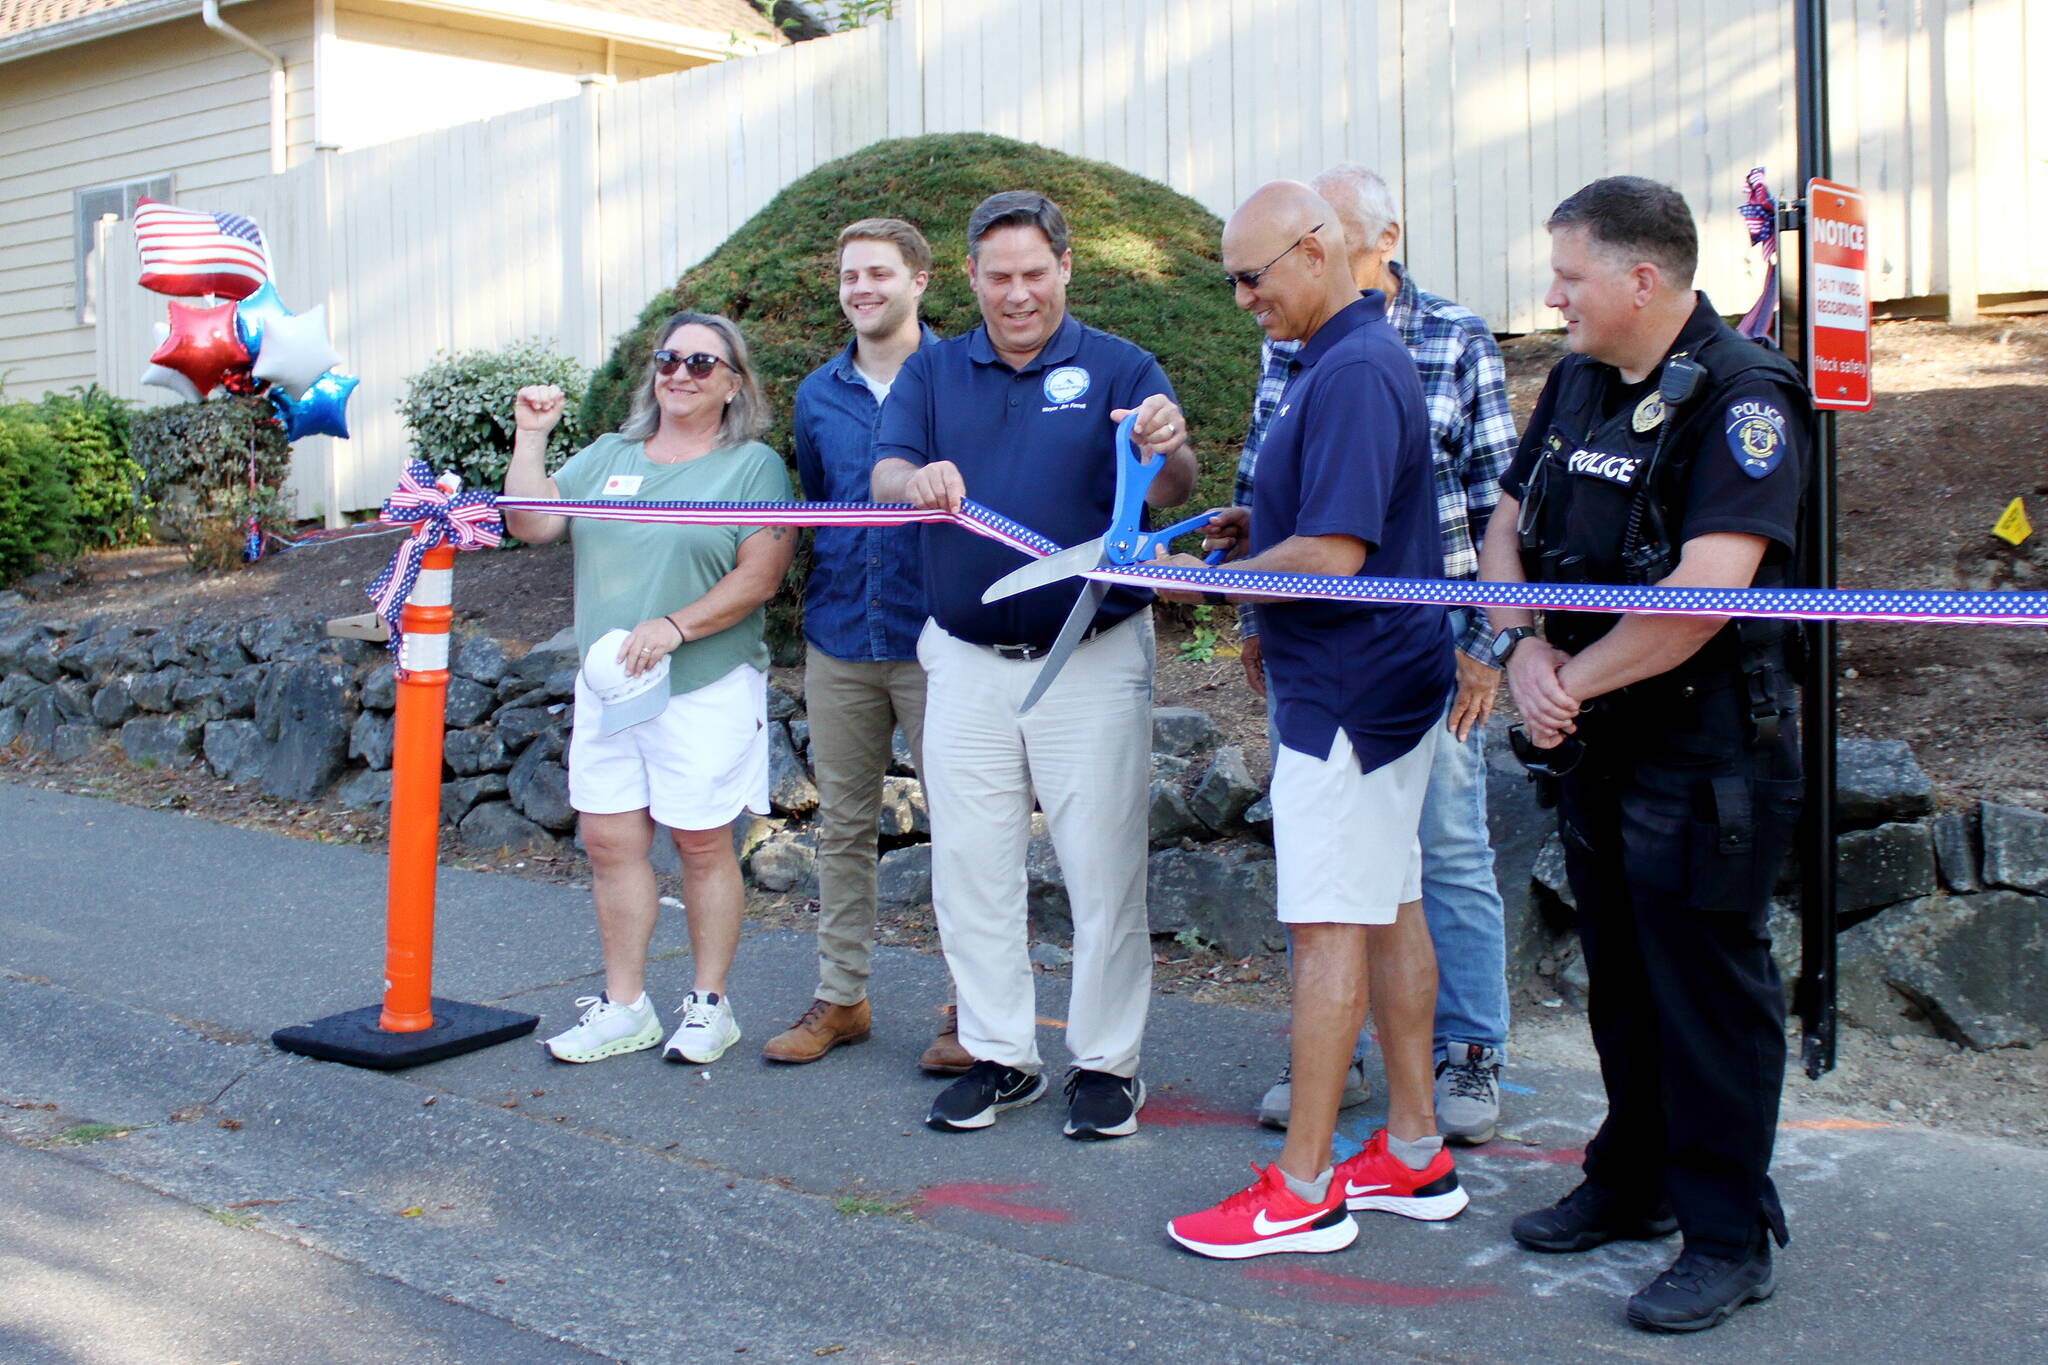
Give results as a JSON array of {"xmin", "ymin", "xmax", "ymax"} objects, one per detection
[
  {"xmin": 1141, "ymin": 1092, "xmax": 1258, "ymax": 1128},
  {"xmin": 917, "ymin": 1182, "xmax": 1070, "ymax": 1224},
  {"xmin": 1243, "ymin": 1263, "xmax": 1500, "ymax": 1308}
]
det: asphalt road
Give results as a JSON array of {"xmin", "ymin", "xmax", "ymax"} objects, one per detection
[{"xmin": 3, "ymin": 779, "xmax": 2043, "ymax": 1364}]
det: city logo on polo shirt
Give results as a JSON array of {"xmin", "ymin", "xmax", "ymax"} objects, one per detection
[
  {"xmin": 582, "ymin": 629, "xmax": 670, "ymax": 736},
  {"xmin": 1724, "ymin": 398, "xmax": 1788, "ymax": 480},
  {"xmin": 1042, "ymin": 365, "xmax": 1090, "ymax": 410}
]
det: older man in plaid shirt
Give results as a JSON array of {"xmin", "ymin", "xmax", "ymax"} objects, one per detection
[{"xmin": 1238, "ymin": 164, "xmax": 1519, "ymax": 1144}]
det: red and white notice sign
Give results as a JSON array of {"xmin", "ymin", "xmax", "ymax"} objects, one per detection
[{"xmin": 1804, "ymin": 178, "xmax": 1872, "ymax": 411}]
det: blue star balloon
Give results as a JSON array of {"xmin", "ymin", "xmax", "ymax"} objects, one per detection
[
  {"xmin": 234, "ymin": 280, "xmax": 293, "ymax": 357},
  {"xmin": 270, "ymin": 371, "xmax": 358, "ymax": 441}
]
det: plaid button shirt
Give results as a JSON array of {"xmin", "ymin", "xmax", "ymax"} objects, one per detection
[{"xmin": 1235, "ymin": 262, "xmax": 1516, "ymax": 660}]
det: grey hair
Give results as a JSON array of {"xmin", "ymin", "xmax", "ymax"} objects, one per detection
[
  {"xmin": 966, "ymin": 191, "xmax": 1071, "ymax": 258},
  {"xmin": 618, "ymin": 311, "xmax": 769, "ymax": 447},
  {"xmin": 1311, "ymin": 162, "xmax": 1400, "ymax": 248}
]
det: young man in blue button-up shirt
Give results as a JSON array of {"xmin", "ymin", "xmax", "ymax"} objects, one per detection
[{"xmin": 763, "ymin": 219, "xmax": 963, "ymax": 1071}]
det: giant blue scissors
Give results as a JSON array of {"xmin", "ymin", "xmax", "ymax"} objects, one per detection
[{"xmin": 981, "ymin": 412, "xmax": 1228, "ymax": 713}]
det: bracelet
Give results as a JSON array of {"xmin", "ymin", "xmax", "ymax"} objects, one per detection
[{"xmin": 664, "ymin": 614, "xmax": 686, "ymax": 645}]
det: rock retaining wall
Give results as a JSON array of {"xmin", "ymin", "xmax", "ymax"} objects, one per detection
[{"xmin": 3, "ymin": 609, "xmax": 2042, "ymax": 1048}]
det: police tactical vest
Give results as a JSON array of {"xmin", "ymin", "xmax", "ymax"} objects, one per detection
[{"xmin": 1519, "ymin": 315, "xmax": 1809, "ymax": 669}]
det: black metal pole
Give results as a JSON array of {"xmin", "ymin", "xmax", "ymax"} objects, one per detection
[{"xmin": 1792, "ymin": 0, "xmax": 1839, "ymax": 1079}]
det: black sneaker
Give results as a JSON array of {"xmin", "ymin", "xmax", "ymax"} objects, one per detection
[
  {"xmin": 926, "ymin": 1059, "xmax": 1047, "ymax": 1132},
  {"xmin": 1062, "ymin": 1068, "xmax": 1146, "ymax": 1140},
  {"xmin": 1511, "ymin": 1180, "xmax": 1679, "ymax": 1253},
  {"xmin": 1626, "ymin": 1239, "xmax": 1774, "ymax": 1333}
]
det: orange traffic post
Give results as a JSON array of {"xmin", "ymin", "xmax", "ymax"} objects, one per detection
[
  {"xmin": 379, "ymin": 539, "xmax": 455, "ymax": 1031},
  {"xmin": 275, "ymin": 507, "xmax": 537, "ymax": 1069}
]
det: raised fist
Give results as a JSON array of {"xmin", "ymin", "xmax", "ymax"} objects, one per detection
[{"xmin": 514, "ymin": 384, "xmax": 567, "ymax": 434}]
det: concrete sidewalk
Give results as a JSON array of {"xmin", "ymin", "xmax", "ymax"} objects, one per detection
[{"xmin": 2, "ymin": 780, "xmax": 2043, "ymax": 1364}]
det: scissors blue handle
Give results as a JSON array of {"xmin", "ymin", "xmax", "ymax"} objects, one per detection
[{"xmin": 1102, "ymin": 412, "xmax": 1230, "ymax": 566}]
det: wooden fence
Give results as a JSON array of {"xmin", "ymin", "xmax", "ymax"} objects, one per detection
[{"xmin": 90, "ymin": 0, "xmax": 2048, "ymax": 519}]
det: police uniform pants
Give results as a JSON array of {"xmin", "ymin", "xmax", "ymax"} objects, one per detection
[
  {"xmin": 1556, "ymin": 682, "xmax": 1801, "ymax": 1255},
  {"xmin": 916, "ymin": 612, "xmax": 1154, "ymax": 1077}
]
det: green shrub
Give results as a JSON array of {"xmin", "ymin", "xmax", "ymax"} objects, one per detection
[
  {"xmin": 0, "ymin": 409, "xmax": 79, "ymax": 583},
  {"xmin": 129, "ymin": 395, "xmax": 292, "ymax": 567},
  {"xmin": 398, "ymin": 339, "xmax": 589, "ymax": 494},
  {"xmin": 584, "ymin": 133, "xmax": 1258, "ymax": 658},
  {"xmin": 34, "ymin": 385, "xmax": 146, "ymax": 549}
]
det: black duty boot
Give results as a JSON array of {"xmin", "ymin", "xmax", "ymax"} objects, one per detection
[
  {"xmin": 1626, "ymin": 1237, "xmax": 1774, "ymax": 1333},
  {"xmin": 1511, "ymin": 1179, "xmax": 1679, "ymax": 1253}
]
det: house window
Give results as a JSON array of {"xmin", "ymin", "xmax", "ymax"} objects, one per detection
[{"xmin": 75, "ymin": 176, "xmax": 171, "ymax": 324}]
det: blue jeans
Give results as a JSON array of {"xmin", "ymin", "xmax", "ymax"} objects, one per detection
[{"xmin": 1417, "ymin": 712, "xmax": 1510, "ymax": 1060}]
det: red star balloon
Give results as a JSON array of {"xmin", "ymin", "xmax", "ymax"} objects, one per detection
[{"xmin": 149, "ymin": 300, "xmax": 251, "ymax": 396}]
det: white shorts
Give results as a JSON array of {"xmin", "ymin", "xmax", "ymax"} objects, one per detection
[
  {"xmin": 1271, "ymin": 725, "xmax": 1434, "ymax": 926},
  {"xmin": 568, "ymin": 662, "xmax": 770, "ymax": 831}
]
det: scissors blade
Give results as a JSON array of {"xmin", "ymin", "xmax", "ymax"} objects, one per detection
[
  {"xmin": 1017, "ymin": 579, "xmax": 1109, "ymax": 715},
  {"xmin": 981, "ymin": 537, "xmax": 1107, "ymax": 604}
]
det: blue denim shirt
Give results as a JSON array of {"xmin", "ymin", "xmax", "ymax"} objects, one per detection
[{"xmin": 791, "ymin": 326, "xmax": 937, "ymax": 662}]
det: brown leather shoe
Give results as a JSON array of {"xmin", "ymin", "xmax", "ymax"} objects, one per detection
[
  {"xmin": 918, "ymin": 1004, "xmax": 974, "ymax": 1076},
  {"xmin": 761, "ymin": 998, "xmax": 871, "ymax": 1064}
]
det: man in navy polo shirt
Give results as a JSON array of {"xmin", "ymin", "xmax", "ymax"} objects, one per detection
[
  {"xmin": 1161, "ymin": 182, "xmax": 1463, "ymax": 1259},
  {"xmin": 872, "ymin": 190, "xmax": 1195, "ymax": 1141},
  {"xmin": 763, "ymin": 217, "xmax": 968, "ymax": 1073}
]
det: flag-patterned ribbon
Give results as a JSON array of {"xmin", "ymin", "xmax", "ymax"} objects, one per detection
[
  {"xmin": 365, "ymin": 461, "xmax": 505, "ymax": 658},
  {"xmin": 491, "ymin": 496, "xmax": 2048, "ymax": 627},
  {"xmin": 493, "ymin": 495, "xmax": 1063, "ymax": 559},
  {"xmin": 1076, "ymin": 562, "xmax": 2048, "ymax": 628}
]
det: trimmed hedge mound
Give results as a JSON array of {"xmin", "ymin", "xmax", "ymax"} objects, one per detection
[{"xmin": 586, "ymin": 132, "xmax": 1255, "ymax": 518}]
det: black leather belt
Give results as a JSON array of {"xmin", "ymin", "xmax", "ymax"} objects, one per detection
[{"xmin": 984, "ymin": 625, "xmax": 1105, "ymax": 661}]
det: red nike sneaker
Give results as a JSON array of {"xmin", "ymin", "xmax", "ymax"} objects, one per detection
[
  {"xmin": 1167, "ymin": 1163, "xmax": 1358, "ymax": 1259},
  {"xmin": 1334, "ymin": 1129, "xmax": 1470, "ymax": 1220}
]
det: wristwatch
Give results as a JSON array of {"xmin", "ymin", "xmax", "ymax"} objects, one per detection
[{"xmin": 1489, "ymin": 625, "xmax": 1539, "ymax": 665}]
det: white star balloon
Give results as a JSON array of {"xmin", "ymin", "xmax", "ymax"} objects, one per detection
[{"xmin": 250, "ymin": 304, "xmax": 342, "ymax": 398}]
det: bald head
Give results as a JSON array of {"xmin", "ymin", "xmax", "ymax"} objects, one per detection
[
  {"xmin": 1225, "ymin": 181, "xmax": 1338, "ymax": 259},
  {"xmin": 1223, "ymin": 181, "xmax": 1358, "ymax": 344}
]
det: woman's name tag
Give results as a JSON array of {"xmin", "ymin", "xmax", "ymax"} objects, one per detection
[{"xmin": 601, "ymin": 474, "xmax": 644, "ymax": 497}]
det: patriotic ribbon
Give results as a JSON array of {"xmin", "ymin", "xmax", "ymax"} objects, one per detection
[
  {"xmin": 493, "ymin": 495, "xmax": 1063, "ymax": 560},
  {"xmin": 1738, "ymin": 167, "xmax": 1779, "ymax": 341},
  {"xmin": 1076, "ymin": 563, "xmax": 2048, "ymax": 628},
  {"xmin": 365, "ymin": 461, "xmax": 505, "ymax": 657},
  {"xmin": 489, "ymin": 496, "xmax": 2048, "ymax": 627}
]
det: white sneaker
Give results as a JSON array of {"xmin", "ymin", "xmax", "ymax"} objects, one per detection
[
  {"xmin": 664, "ymin": 990, "xmax": 741, "ymax": 1064},
  {"xmin": 1256, "ymin": 1054, "xmax": 1373, "ymax": 1130},
  {"xmin": 543, "ymin": 993, "xmax": 662, "ymax": 1063}
]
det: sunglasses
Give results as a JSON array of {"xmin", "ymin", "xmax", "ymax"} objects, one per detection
[
  {"xmin": 1220, "ymin": 223, "xmax": 1322, "ymax": 290},
  {"xmin": 653, "ymin": 349, "xmax": 732, "ymax": 380},
  {"xmin": 1508, "ymin": 723, "xmax": 1586, "ymax": 778}
]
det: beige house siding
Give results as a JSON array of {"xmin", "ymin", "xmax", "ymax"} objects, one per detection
[
  {"xmin": 0, "ymin": 0, "xmax": 312, "ymax": 397},
  {"xmin": 0, "ymin": 0, "xmax": 727, "ymax": 401},
  {"xmin": 326, "ymin": 1, "xmax": 710, "ymax": 152}
]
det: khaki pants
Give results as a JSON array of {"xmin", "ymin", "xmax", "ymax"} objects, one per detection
[
  {"xmin": 805, "ymin": 644, "xmax": 928, "ymax": 1006},
  {"xmin": 916, "ymin": 612, "xmax": 1154, "ymax": 1077}
]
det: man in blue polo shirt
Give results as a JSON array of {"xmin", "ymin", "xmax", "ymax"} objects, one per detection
[
  {"xmin": 763, "ymin": 217, "xmax": 969, "ymax": 1073},
  {"xmin": 872, "ymin": 190, "xmax": 1195, "ymax": 1141},
  {"xmin": 1161, "ymin": 182, "xmax": 1462, "ymax": 1259}
]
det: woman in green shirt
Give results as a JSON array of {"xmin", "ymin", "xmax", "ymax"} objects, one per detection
[{"xmin": 503, "ymin": 312, "xmax": 794, "ymax": 1067}]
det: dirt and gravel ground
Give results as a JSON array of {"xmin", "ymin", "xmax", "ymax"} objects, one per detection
[{"xmin": 4, "ymin": 315, "xmax": 2045, "ymax": 1144}]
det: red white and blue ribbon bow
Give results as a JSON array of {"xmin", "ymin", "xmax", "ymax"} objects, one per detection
[
  {"xmin": 1738, "ymin": 167, "xmax": 1780, "ymax": 341},
  {"xmin": 365, "ymin": 461, "xmax": 504, "ymax": 655}
]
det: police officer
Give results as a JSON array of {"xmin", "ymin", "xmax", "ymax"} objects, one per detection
[{"xmin": 1476, "ymin": 177, "xmax": 1809, "ymax": 1334}]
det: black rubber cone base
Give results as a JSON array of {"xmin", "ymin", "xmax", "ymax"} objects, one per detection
[{"xmin": 273, "ymin": 998, "xmax": 538, "ymax": 1070}]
